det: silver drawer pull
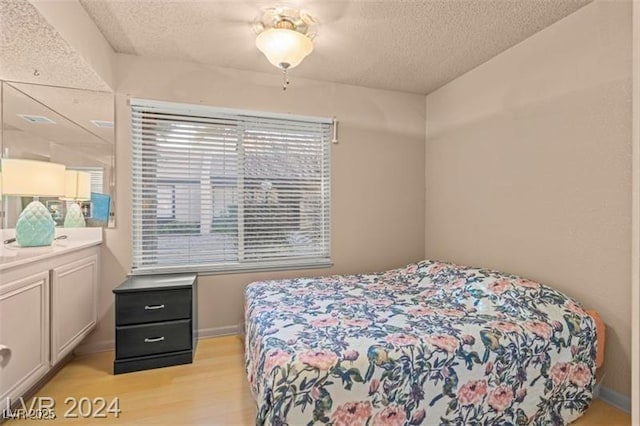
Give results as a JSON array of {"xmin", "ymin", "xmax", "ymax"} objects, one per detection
[
  {"xmin": 144, "ymin": 304, "xmax": 165, "ymax": 310},
  {"xmin": 144, "ymin": 337, "xmax": 165, "ymax": 343}
]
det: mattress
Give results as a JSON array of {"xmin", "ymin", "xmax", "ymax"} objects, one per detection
[{"xmin": 245, "ymin": 260, "xmax": 597, "ymax": 425}]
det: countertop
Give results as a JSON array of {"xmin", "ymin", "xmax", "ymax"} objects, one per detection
[{"xmin": 0, "ymin": 228, "xmax": 103, "ymax": 272}]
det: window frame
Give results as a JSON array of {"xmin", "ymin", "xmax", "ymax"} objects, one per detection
[{"xmin": 130, "ymin": 98, "xmax": 333, "ymax": 275}]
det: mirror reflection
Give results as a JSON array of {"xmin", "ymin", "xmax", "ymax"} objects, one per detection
[{"xmin": 1, "ymin": 81, "xmax": 115, "ymax": 228}]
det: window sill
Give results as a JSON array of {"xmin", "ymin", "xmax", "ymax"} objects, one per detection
[{"xmin": 130, "ymin": 260, "xmax": 334, "ymax": 277}]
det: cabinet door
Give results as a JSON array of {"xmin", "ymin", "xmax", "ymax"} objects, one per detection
[
  {"xmin": 0, "ymin": 271, "xmax": 50, "ymax": 402},
  {"xmin": 51, "ymin": 255, "xmax": 98, "ymax": 365}
]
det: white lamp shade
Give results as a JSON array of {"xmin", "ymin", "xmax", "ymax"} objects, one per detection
[
  {"xmin": 1, "ymin": 159, "xmax": 66, "ymax": 197},
  {"xmin": 256, "ymin": 28, "xmax": 313, "ymax": 69},
  {"xmin": 62, "ymin": 170, "xmax": 91, "ymax": 201}
]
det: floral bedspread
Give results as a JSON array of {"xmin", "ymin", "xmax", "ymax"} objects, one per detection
[{"xmin": 245, "ymin": 260, "xmax": 596, "ymax": 425}]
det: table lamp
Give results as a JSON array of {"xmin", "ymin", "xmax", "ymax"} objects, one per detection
[
  {"xmin": 61, "ymin": 170, "xmax": 91, "ymax": 227},
  {"xmin": 1, "ymin": 159, "xmax": 66, "ymax": 247}
]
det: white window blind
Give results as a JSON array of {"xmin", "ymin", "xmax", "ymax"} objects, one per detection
[{"xmin": 131, "ymin": 99, "xmax": 332, "ymax": 274}]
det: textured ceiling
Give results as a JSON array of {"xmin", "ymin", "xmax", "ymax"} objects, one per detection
[
  {"xmin": 79, "ymin": 0, "xmax": 592, "ymax": 94},
  {"xmin": 0, "ymin": 0, "xmax": 109, "ymax": 91}
]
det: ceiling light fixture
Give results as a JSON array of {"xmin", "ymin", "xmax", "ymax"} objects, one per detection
[{"xmin": 254, "ymin": 6, "xmax": 316, "ymax": 90}]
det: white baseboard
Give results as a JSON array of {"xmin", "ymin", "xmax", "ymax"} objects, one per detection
[
  {"xmin": 74, "ymin": 324, "xmax": 242, "ymax": 356},
  {"xmin": 596, "ymin": 386, "xmax": 631, "ymax": 413},
  {"xmin": 74, "ymin": 339, "xmax": 115, "ymax": 355},
  {"xmin": 198, "ymin": 324, "xmax": 240, "ymax": 339}
]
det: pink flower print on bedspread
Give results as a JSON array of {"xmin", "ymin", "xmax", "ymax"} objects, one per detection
[
  {"xmin": 550, "ymin": 361, "xmax": 592, "ymax": 388},
  {"xmin": 369, "ymin": 298, "xmax": 394, "ymax": 307},
  {"xmin": 404, "ymin": 264, "xmax": 418, "ymax": 274},
  {"xmin": 418, "ymin": 289, "xmax": 438, "ymax": 299},
  {"xmin": 330, "ymin": 401, "xmax": 372, "ymax": 426},
  {"xmin": 516, "ymin": 278, "xmax": 540, "ymax": 289},
  {"xmin": 386, "ymin": 333, "xmax": 418, "ymax": 347},
  {"xmin": 457, "ymin": 380, "xmax": 488, "ymax": 406},
  {"xmin": 448, "ymin": 278, "xmax": 466, "ymax": 289},
  {"xmin": 245, "ymin": 259, "xmax": 597, "ymax": 425},
  {"xmin": 299, "ymin": 349, "xmax": 338, "ymax": 371},
  {"xmin": 487, "ymin": 385, "xmax": 514, "ymax": 412},
  {"xmin": 461, "ymin": 334, "xmax": 475, "ymax": 345},
  {"xmin": 487, "ymin": 279, "xmax": 511, "ymax": 294},
  {"xmin": 342, "ymin": 297, "xmax": 364, "ymax": 306},
  {"xmin": 264, "ymin": 349, "xmax": 292, "ymax": 373},
  {"xmin": 343, "ymin": 318, "xmax": 373, "ymax": 328},
  {"xmin": 569, "ymin": 363, "xmax": 592, "ymax": 387},
  {"xmin": 280, "ymin": 305, "xmax": 304, "ymax": 314},
  {"xmin": 342, "ymin": 350, "xmax": 359, "ymax": 362},
  {"xmin": 489, "ymin": 321, "xmax": 521, "ymax": 334},
  {"xmin": 371, "ymin": 405, "xmax": 407, "ymax": 426},
  {"xmin": 550, "ymin": 362, "xmax": 571, "ymax": 386},
  {"xmin": 310, "ymin": 316, "xmax": 339, "ymax": 328},
  {"xmin": 524, "ymin": 320, "xmax": 553, "ymax": 339},
  {"xmin": 426, "ymin": 334, "xmax": 459, "ymax": 353},
  {"xmin": 407, "ymin": 306, "xmax": 435, "ymax": 317},
  {"xmin": 437, "ymin": 308, "xmax": 465, "ymax": 318}
]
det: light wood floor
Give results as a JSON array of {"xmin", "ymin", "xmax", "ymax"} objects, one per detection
[{"xmin": 8, "ymin": 336, "xmax": 630, "ymax": 425}]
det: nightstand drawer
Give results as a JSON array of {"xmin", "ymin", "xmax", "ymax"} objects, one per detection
[
  {"xmin": 116, "ymin": 289, "xmax": 191, "ymax": 325},
  {"xmin": 116, "ymin": 320, "xmax": 191, "ymax": 359}
]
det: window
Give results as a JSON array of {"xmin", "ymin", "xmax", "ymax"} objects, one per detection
[
  {"xmin": 68, "ymin": 166, "xmax": 105, "ymax": 194},
  {"xmin": 131, "ymin": 99, "xmax": 332, "ymax": 274}
]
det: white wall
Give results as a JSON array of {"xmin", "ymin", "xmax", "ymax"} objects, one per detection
[
  {"xmin": 425, "ymin": 0, "xmax": 632, "ymax": 397},
  {"xmin": 631, "ymin": 0, "xmax": 640, "ymax": 420},
  {"xmin": 81, "ymin": 53, "xmax": 426, "ymax": 350}
]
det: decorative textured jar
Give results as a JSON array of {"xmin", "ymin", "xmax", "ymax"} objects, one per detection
[
  {"xmin": 64, "ymin": 203, "xmax": 86, "ymax": 228},
  {"xmin": 15, "ymin": 201, "xmax": 56, "ymax": 247}
]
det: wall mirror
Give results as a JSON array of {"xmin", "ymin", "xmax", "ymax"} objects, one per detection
[{"xmin": 1, "ymin": 81, "xmax": 115, "ymax": 228}]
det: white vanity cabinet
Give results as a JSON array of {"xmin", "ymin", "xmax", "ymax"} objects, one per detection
[
  {"xmin": 51, "ymin": 254, "xmax": 98, "ymax": 365},
  {"xmin": 0, "ymin": 270, "xmax": 50, "ymax": 403},
  {"xmin": 0, "ymin": 229, "xmax": 101, "ymax": 406}
]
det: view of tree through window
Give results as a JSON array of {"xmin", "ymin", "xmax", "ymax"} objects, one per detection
[{"xmin": 131, "ymin": 100, "xmax": 331, "ymax": 273}]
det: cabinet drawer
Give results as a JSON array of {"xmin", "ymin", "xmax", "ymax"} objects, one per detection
[
  {"xmin": 116, "ymin": 289, "xmax": 191, "ymax": 325},
  {"xmin": 116, "ymin": 320, "xmax": 191, "ymax": 359}
]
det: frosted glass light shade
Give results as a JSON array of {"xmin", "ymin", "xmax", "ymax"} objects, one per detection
[
  {"xmin": 61, "ymin": 170, "xmax": 91, "ymax": 201},
  {"xmin": 256, "ymin": 28, "xmax": 313, "ymax": 69},
  {"xmin": 1, "ymin": 159, "xmax": 65, "ymax": 197}
]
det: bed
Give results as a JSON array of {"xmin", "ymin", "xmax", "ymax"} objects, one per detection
[{"xmin": 245, "ymin": 260, "xmax": 597, "ymax": 425}]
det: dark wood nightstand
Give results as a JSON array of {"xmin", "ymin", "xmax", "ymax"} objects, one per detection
[{"xmin": 113, "ymin": 273, "xmax": 197, "ymax": 374}]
